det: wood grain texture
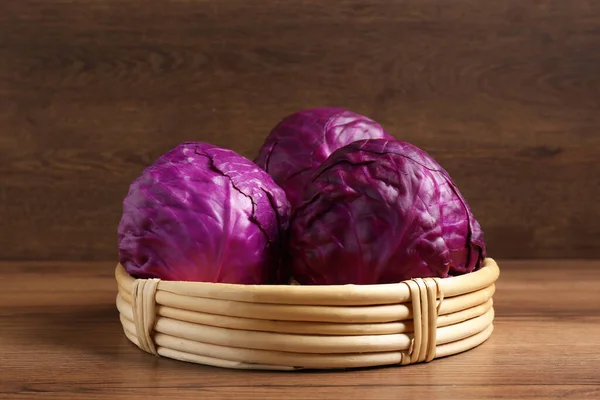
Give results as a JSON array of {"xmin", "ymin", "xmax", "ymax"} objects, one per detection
[
  {"xmin": 1, "ymin": 260, "xmax": 600, "ymax": 399},
  {"xmin": 1, "ymin": 0, "xmax": 599, "ymax": 260}
]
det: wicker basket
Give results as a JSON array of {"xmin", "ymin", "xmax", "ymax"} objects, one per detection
[{"xmin": 115, "ymin": 258, "xmax": 499, "ymax": 370}]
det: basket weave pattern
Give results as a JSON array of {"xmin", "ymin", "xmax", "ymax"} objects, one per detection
[{"xmin": 115, "ymin": 258, "xmax": 499, "ymax": 370}]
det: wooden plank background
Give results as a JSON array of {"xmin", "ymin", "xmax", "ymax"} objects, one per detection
[{"xmin": 0, "ymin": 0, "xmax": 599, "ymax": 261}]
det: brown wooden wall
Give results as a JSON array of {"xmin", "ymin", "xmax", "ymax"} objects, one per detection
[{"xmin": 1, "ymin": 0, "xmax": 599, "ymax": 261}]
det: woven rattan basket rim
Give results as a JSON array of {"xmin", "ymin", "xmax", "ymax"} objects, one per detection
[
  {"xmin": 119, "ymin": 305, "xmax": 495, "ymax": 353},
  {"xmin": 115, "ymin": 259, "xmax": 499, "ymax": 370},
  {"xmin": 115, "ymin": 258, "xmax": 499, "ymax": 306},
  {"xmin": 116, "ymin": 293, "xmax": 493, "ymax": 336},
  {"xmin": 117, "ymin": 283, "xmax": 495, "ymax": 324},
  {"xmin": 121, "ymin": 317, "xmax": 495, "ymax": 370}
]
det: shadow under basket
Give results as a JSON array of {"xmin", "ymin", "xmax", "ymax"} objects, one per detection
[{"xmin": 115, "ymin": 258, "xmax": 500, "ymax": 371}]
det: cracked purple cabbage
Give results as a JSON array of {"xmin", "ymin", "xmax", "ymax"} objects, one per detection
[
  {"xmin": 255, "ymin": 108, "xmax": 394, "ymax": 207},
  {"xmin": 118, "ymin": 142, "xmax": 291, "ymax": 284},
  {"xmin": 288, "ymin": 139, "xmax": 486, "ymax": 285}
]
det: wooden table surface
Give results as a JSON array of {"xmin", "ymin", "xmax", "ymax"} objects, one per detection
[{"xmin": 1, "ymin": 260, "xmax": 599, "ymax": 399}]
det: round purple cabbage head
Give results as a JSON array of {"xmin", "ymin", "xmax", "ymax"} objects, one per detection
[
  {"xmin": 255, "ymin": 108, "xmax": 394, "ymax": 207},
  {"xmin": 288, "ymin": 139, "xmax": 486, "ymax": 285},
  {"xmin": 118, "ymin": 142, "xmax": 291, "ymax": 284}
]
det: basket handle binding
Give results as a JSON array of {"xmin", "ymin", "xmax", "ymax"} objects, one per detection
[
  {"xmin": 131, "ymin": 277, "xmax": 161, "ymax": 356},
  {"xmin": 400, "ymin": 277, "xmax": 444, "ymax": 364}
]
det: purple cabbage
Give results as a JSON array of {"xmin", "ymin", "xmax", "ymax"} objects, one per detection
[
  {"xmin": 255, "ymin": 108, "xmax": 394, "ymax": 207},
  {"xmin": 118, "ymin": 142, "xmax": 291, "ymax": 284},
  {"xmin": 288, "ymin": 139, "xmax": 486, "ymax": 285}
]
